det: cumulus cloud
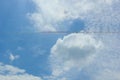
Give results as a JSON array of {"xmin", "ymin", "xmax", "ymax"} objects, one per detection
[
  {"xmin": 0, "ymin": 63, "xmax": 42, "ymax": 80},
  {"xmin": 29, "ymin": 0, "xmax": 118, "ymax": 31},
  {"xmin": 50, "ymin": 33, "xmax": 103, "ymax": 79}
]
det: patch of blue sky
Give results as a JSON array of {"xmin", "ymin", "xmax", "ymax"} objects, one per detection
[{"xmin": 0, "ymin": 0, "xmax": 35, "ymax": 34}]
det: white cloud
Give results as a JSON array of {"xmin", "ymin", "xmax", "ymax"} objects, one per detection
[
  {"xmin": 0, "ymin": 75, "xmax": 42, "ymax": 80},
  {"xmin": 50, "ymin": 33, "xmax": 103, "ymax": 79},
  {"xmin": 28, "ymin": 0, "xmax": 120, "ymax": 80},
  {"xmin": 29, "ymin": 0, "xmax": 118, "ymax": 31},
  {"xmin": 49, "ymin": 33, "xmax": 120, "ymax": 80},
  {"xmin": 6, "ymin": 50, "xmax": 20, "ymax": 62},
  {"xmin": 0, "ymin": 63, "xmax": 42, "ymax": 80},
  {"xmin": 0, "ymin": 63, "xmax": 25, "ymax": 75},
  {"xmin": 84, "ymin": 38, "xmax": 120, "ymax": 80},
  {"xmin": 85, "ymin": 1, "xmax": 120, "ymax": 33},
  {"xmin": 45, "ymin": 0, "xmax": 120, "ymax": 79},
  {"xmin": 9, "ymin": 53, "xmax": 19, "ymax": 62},
  {"xmin": 93, "ymin": 70, "xmax": 120, "ymax": 80}
]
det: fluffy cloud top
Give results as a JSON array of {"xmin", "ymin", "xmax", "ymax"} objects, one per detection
[
  {"xmin": 0, "ymin": 63, "xmax": 42, "ymax": 80},
  {"xmin": 50, "ymin": 33, "xmax": 103, "ymax": 79}
]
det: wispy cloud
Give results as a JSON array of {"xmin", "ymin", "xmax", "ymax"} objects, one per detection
[
  {"xmin": 9, "ymin": 53, "xmax": 20, "ymax": 62},
  {"xmin": 0, "ymin": 63, "xmax": 42, "ymax": 80}
]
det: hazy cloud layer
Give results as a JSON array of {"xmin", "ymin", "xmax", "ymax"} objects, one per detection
[{"xmin": 29, "ymin": 0, "xmax": 119, "ymax": 31}]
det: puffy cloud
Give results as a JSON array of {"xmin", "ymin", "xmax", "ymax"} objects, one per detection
[
  {"xmin": 50, "ymin": 33, "xmax": 103, "ymax": 79},
  {"xmin": 29, "ymin": 0, "xmax": 118, "ymax": 31},
  {"xmin": 49, "ymin": 33, "xmax": 120, "ymax": 80},
  {"xmin": 0, "ymin": 63, "xmax": 42, "ymax": 80}
]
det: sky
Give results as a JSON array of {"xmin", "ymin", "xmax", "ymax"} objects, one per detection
[{"xmin": 0, "ymin": 0, "xmax": 120, "ymax": 80}]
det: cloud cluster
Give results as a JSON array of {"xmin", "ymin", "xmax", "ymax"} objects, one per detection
[
  {"xmin": 0, "ymin": 63, "xmax": 42, "ymax": 80},
  {"xmin": 29, "ymin": 0, "xmax": 118, "ymax": 31},
  {"xmin": 47, "ymin": 0, "xmax": 120, "ymax": 80},
  {"xmin": 28, "ymin": 0, "xmax": 120, "ymax": 80}
]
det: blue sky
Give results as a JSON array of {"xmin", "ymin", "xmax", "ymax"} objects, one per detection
[
  {"xmin": 0, "ymin": 0, "xmax": 57, "ymax": 76},
  {"xmin": 0, "ymin": 0, "xmax": 52, "ymax": 76},
  {"xmin": 0, "ymin": 0, "xmax": 82, "ymax": 77},
  {"xmin": 0, "ymin": 0, "xmax": 120, "ymax": 80}
]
